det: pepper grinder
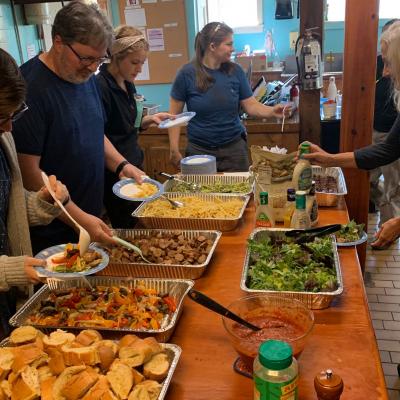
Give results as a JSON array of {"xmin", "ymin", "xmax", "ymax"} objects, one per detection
[{"xmin": 314, "ymin": 369, "xmax": 344, "ymax": 400}]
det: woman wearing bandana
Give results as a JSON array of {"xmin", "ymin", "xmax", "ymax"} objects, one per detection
[{"xmin": 97, "ymin": 25, "xmax": 173, "ymax": 228}]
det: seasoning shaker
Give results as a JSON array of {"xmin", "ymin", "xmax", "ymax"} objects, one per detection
[{"xmin": 314, "ymin": 369, "xmax": 344, "ymax": 400}]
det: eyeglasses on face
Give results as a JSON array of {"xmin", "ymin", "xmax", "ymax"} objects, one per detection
[
  {"xmin": 0, "ymin": 102, "xmax": 29, "ymax": 125},
  {"xmin": 66, "ymin": 43, "xmax": 109, "ymax": 67}
]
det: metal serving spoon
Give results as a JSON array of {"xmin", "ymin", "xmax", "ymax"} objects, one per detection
[
  {"xmin": 188, "ymin": 289, "xmax": 261, "ymax": 332},
  {"xmin": 160, "ymin": 194, "xmax": 184, "ymax": 209},
  {"xmin": 159, "ymin": 172, "xmax": 201, "ymax": 192}
]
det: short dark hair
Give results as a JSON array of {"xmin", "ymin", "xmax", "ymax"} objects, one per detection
[
  {"xmin": 52, "ymin": 1, "xmax": 113, "ymax": 49},
  {"xmin": 0, "ymin": 48, "xmax": 26, "ymax": 115}
]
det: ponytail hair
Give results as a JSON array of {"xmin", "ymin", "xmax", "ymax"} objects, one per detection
[{"xmin": 192, "ymin": 21, "xmax": 235, "ymax": 92}]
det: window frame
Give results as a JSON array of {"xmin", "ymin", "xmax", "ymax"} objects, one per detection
[{"xmin": 206, "ymin": 0, "xmax": 264, "ymax": 34}]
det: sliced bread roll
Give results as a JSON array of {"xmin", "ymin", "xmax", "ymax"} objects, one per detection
[
  {"xmin": 0, "ymin": 386, "xmax": 6, "ymax": 400},
  {"xmin": 137, "ymin": 381, "xmax": 162, "ymax": 400},
  {"xmin": 119, "ymin": 341, "xmax": 153, "ymax": 368},
  {"xmin": 47, "ymin": 348, "xmax": 66, "ymax": 376},
  {"xmin": 11, "ymin": 365, "xmax": 40, "ymax": 400},
  {"xmin": 60, "ymin": 367, "xmax": 99, "ymax": 400},
  {"xmin": 131, "ymin": 368, "xmax": 145, "ymax": 385},
  {"xmin": 11, "ymin": 344, "xmax": 48, "ymax": 374},
  {"xmin": 82, "ymin": 375, "xmax": 118, "ymax": 400},
  {"xmin": 127, "ymin": 386, "xmax": 150, "ymax": 400},
  {"xmin": 61, "ymin": 344, "xmax": 100, "ymax": 366},
  {"xmin": 43, "ymin": 331, "xmax": 75, "ymax": 351},
  {"xmin": 142, "ymin": 338, "xmax": 162, "ymax": 357},
  {"xmin": 75, "ymin": 330, "xmax": 102, "ymax": 347},
  {"xmin": 143, "ymin": 353, "xmax": 170, "ymax": 382},
  {"xmin": 0, "ymin": 347, "xmax": 14, "ymax": 380},
  {"xmin": 106, "ymin": 362, "xmax": 133, "ymax": 400},
  {"xmin": 10, "ymin": 327, "xmax": 41, "ymax": 346},
  {"xmin": 0, "ymin": 380, "xmax": 11, "ymax": 398},
  {"xmin": 118, "ymin": 335, "xmax": 140, "ymax": 349},
  {"xmin": 40, "ymin": 376, "xmax": 56, "ymax": 400},
  {"xmin": 52, "ymin": 366, "xmax": 86, "ymax": 400},
  {"xmin": 95, "ymin": 340, "xmax": 118, "ymax": 372},
  {"xmin": 37, "ymin": 365, "xmax": 53, "ymax": 383}
]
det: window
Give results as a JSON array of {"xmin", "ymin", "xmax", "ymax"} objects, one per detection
[
  {"xmin": 207, "ymin": 0, "xmax": 263, "ymax": 33},
  {"xmin": 326, "ymin": 0, "xmax": 400, "ymax": 22}
]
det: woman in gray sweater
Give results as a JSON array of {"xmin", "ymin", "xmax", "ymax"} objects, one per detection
[
  {"xmin": 0, "ymin": 49, "xmax": 69, "ymax": 335},
  {"xmin": 303, "ymin": 21, "xmax": 400, "ymax": 249}
]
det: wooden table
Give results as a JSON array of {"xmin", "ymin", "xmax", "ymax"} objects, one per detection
[{"xmin": 165, "ymin": 198, "xmax": 388, "ymax": 399}]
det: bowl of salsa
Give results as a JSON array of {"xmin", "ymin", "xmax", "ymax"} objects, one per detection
[{"xmin": 222, "ymin": 294, "xmax": 314, "ymax": 371}]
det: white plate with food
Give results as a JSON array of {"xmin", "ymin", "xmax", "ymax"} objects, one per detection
[
  {"xmin": 35, "ymin": 243, "xmax": 109, "ymax": 278},
  {"xmin": 113, "ymin": 177, "xmax": 164, "ymax": 202},
  {"xmin": 158, "ymin": 111, "xmax": 196, "ymax": 129}
]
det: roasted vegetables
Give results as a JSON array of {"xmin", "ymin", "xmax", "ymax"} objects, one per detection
[
  {"xmin": 26, "ymin": 283, "xmax": 177, "ymax": 330},
  {"xmin": 247, "ymin": 236, "xmax": 338, "ymax": 292}
]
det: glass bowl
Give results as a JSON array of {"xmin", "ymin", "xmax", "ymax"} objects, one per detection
[{"xmin": 222, "ymin": 294, "xmax": 314, "ymax": 371}]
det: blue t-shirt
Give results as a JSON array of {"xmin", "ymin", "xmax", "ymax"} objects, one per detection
[
  {"xmin": 12, "ymin": 56, "xmax": 105, "ymax": 239},
  {"xmin": 170, "ymin": 63, "xmax": 253, "ymax": 147}
]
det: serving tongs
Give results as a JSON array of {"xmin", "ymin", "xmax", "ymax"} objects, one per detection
[
  {"xmin": 188, "ymin": 289, "xmax": 261, "ymax": 332},
  {"xmin": 285, "ymin": 224, "xmax": 342, "ymax": 245},
  {"xmin": 159, "ymin": 172, "xmax": 201, "ymax": 192}
]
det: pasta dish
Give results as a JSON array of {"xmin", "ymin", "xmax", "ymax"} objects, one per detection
[{"xmin": 140, "ymin": 196, "xmax": 244, "ymax": 218}]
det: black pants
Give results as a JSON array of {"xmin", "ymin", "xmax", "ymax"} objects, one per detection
[
  {"xmin": 103, "ymin": 169, "xmax": 140, "ymax": 229},
  {"xmin": 0, "ymin": 287, "xmax": 17, "ymax": 339}
]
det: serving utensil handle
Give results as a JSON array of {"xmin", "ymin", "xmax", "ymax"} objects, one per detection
[{"xmin": 188, "ymin": 289, "xmax": 261, "ymax": 331}]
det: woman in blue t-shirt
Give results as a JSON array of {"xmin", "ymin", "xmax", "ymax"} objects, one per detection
[{"xmin": 169, "ymin": 22, "xmax": 287, "ymax": 172}]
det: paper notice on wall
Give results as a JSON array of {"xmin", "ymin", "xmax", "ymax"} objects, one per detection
[
  {"xmin": 124, "ymin": 7, "xmax": 147, "ymax": 27},
  {"xmin": 136, "ymin": 59, "xmax": 150, "ymax": 80},
  {"xmin": 168, "ymin": 53, "xmax": 182, "ymax": 58},
  {"xmin": 147, "ymin": 28, "xmax": 164, "ymax": 52},
  {"xmin": 27, "ymin": 44, "xmax": 36, "ymax": 60},
  {"xmin": 126, "ymin": 0, "xmax": 140, "ymax": 6}
]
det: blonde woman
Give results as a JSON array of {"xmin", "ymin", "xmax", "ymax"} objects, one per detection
[
  {"xmin": 302, "ymin": 21, "xmax": 400, "ymax": 249},
  {"xmin": 97, "ymin": 25, "xmax": 174, "ymax": 228}
]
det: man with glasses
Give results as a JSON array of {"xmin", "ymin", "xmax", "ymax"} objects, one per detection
[{"xmin": 12, "ymin": 1, "xmax": 146, "ymax": 252}]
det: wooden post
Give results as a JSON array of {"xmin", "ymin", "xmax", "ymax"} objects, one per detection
[
  {"xmin": 298, "ymin": 0, "xmax": 323, "ymax": 144},
  {"xmin": 340, "ymin": 0, "xmax": 379, "ymax": 270}
]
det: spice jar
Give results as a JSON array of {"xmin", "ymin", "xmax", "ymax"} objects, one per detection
[{"xmin": 314, "ymin": 369, "xmax": 344, "ymax": 400}]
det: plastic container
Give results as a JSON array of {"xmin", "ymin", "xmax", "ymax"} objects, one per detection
[
  {"xmin": 327, "ymin": 76, "xmax": 338, "ymax": 102},
  {"xmin": 255, "ymin": 191, "xmax": 275, "ymax": 228},
  {"xmin": 253, "ymin": 340, "xmax": 298, "ymax": 399}
]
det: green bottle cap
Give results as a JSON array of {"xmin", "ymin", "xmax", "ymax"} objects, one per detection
[
  {"xmin": 299, "ymin": 143, "xmax": 311, "ymax": 157},
  {"xmin": 258, "ymin": 340, "xmax": 293, "ymax": 370},
  {"xmin": 260, "ymin": 191, "xmax": 268, "ymax": 205},
  {"xmin": 295, "ymin": 190, "xmax": 306, "ymax": 209}
]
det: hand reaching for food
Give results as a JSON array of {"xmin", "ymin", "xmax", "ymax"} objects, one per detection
[
  {"xmin": 38, "ymin": 174, "xmax": 69, "ymax": 205},
  {"xmin": 371, "ymin": 216, "xmax": 400, "ymax": 249},
  {"xmin": 80, "ymin": 214, "xmax": 114, "ymax": 245},
  {"xmin": 24, "ymin": 257, "xmax": 46, "ymax": 283}
]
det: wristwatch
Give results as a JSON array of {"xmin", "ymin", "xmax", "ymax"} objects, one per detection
[{"xmin": 115, "ymin": 160, "xmax": 130, "ymax": 176}]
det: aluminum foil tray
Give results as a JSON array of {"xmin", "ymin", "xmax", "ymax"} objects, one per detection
[
  {"xmin": 9, "ymin": 277, "xmax": 194, "ymax": 342},
  {"xmin": 312, "ymin": 166, "xmax": 348, "ymax": 207},
  {"xmin": 0, "ymin": 337, "xmax": 181, "ymax": 400},
  {"xmin": 97, "ymin": 229, "xmax": 222, "ymax": 279},
  {"xmin": 240, "ymin": 228, "xmax": 343, "ymax": 309},
  {"xmin": 164, "ymin": 174, "xmax": 254, "ymax": 196},
  {"xmin": 133, "ymin": 193, "xmax": 250, "ymax": 231}
]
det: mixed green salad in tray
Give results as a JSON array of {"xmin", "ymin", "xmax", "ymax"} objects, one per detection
[
  {"xmin": 247, "ymin": 236, "xmax": 338, "ymax": 293},
  {"xmin": 171, "ymin": 181, "xmax": 251, "ymax": 194},
  {"xmin": 335, "ymin": 220, "xmax": 365, "ymax": 243}
]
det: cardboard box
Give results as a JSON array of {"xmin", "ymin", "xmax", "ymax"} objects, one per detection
[{"xmin": 235, "ymin": 54, "xmax": 267, "ymax": 72}]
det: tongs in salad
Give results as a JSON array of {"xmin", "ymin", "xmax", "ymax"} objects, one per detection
[
  {"xmin": 159, "ymin": 172, "xmax": 201, "ymax": 192},
  {"xmin": 285, "ymin": 224, "xmax": 342, "ymax": 245}
]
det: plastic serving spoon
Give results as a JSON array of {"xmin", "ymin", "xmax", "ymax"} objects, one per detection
[
  {"xmin": 41, "ymin": 171, "xmax": 90, "ymax": 256},
  {"xmin": 112, "ymin": 236, "xmax": 151, "ymax": 264},
  {"xmin": 188, "ymin": 289, "xmax": 261, "ymax": 332}
]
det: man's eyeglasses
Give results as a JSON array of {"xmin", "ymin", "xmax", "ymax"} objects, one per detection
[
  {"xmin": 0, "ymin": 102, "xmax": 28, "ymax": 125},
  {"xmin": 66, "ymin": 44, "xmax": 109, "ymax": 67}
]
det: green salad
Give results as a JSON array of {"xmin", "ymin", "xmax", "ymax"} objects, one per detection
[
  {"xmin": 335, "ymin": 220, "xmax": 364, "ymax": 243},
  {"xmin": 172, "ymin": 181, "xmax": 251, "ymax": 194},
  {"xmin": 247, "ymin": 236, "xmax": 338, "ymax": 293}
]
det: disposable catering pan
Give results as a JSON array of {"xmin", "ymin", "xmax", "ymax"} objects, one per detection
[
  {"xmin": 133, "ymin": 193, "xmax": 250, "ymax": 231},
  {"xmin": 9, "ymin": 277, "xmax": 194, "ymax": 342},
  {"xmin": 312, "ymin": 166, "xmax": 348, "ymax": 207},
  {"xmin": 96, "ymin": 229, "xmax": 222, "ymax": 279},
  {"xmin": 163, "ymin": 174, "xmax": 254, "ymax": 196},
  {"xmin": 0, "ymin": 337, "xmax": 181, "ymax": 400},
  {"xmin": 240, "ymin": 228, "xmax": 343, "ymax": 310}
]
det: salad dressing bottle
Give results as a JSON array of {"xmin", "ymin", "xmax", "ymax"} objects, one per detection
[
  {"xmin": 255, "ymin": 192, "xmax": 275, "ymax": 228},
  {"xmin": 307, "ymin": 180, "xmax": 319, "ymax": 227},
  {"xmin": 292, "ymin": 143, "xmax": 313, "ymax": 192},
  {"xmin": 283, "ymin": 188, "xmax": 296, "ymax": 228},
  {"xmin": 291, "ymin": 191, "xmax": 311, "ymax": 229}
]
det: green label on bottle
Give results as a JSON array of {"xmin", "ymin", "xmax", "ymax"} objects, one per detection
[
  {"xmin": 256, "ymin": 212, "xmax": 272, "ymax": 227},
  {"xmin": 298, "ymin": 166, "xmax": 312, "ymax": 191},
  {"xmin": 254, "ymin": 375, "xmax": 298, "ymax": 400}
]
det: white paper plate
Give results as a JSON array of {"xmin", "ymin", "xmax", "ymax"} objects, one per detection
[
  {"xmin": 335, "ymin": 231, "xmax": 368, "ymax": 247},
  {"xmin": 159, "ymin": 112, "xmax": 196, "ymax": 129},
  {"xmin": 112, "ymin": 177, "xmax": 164, "ymax": 202}
]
